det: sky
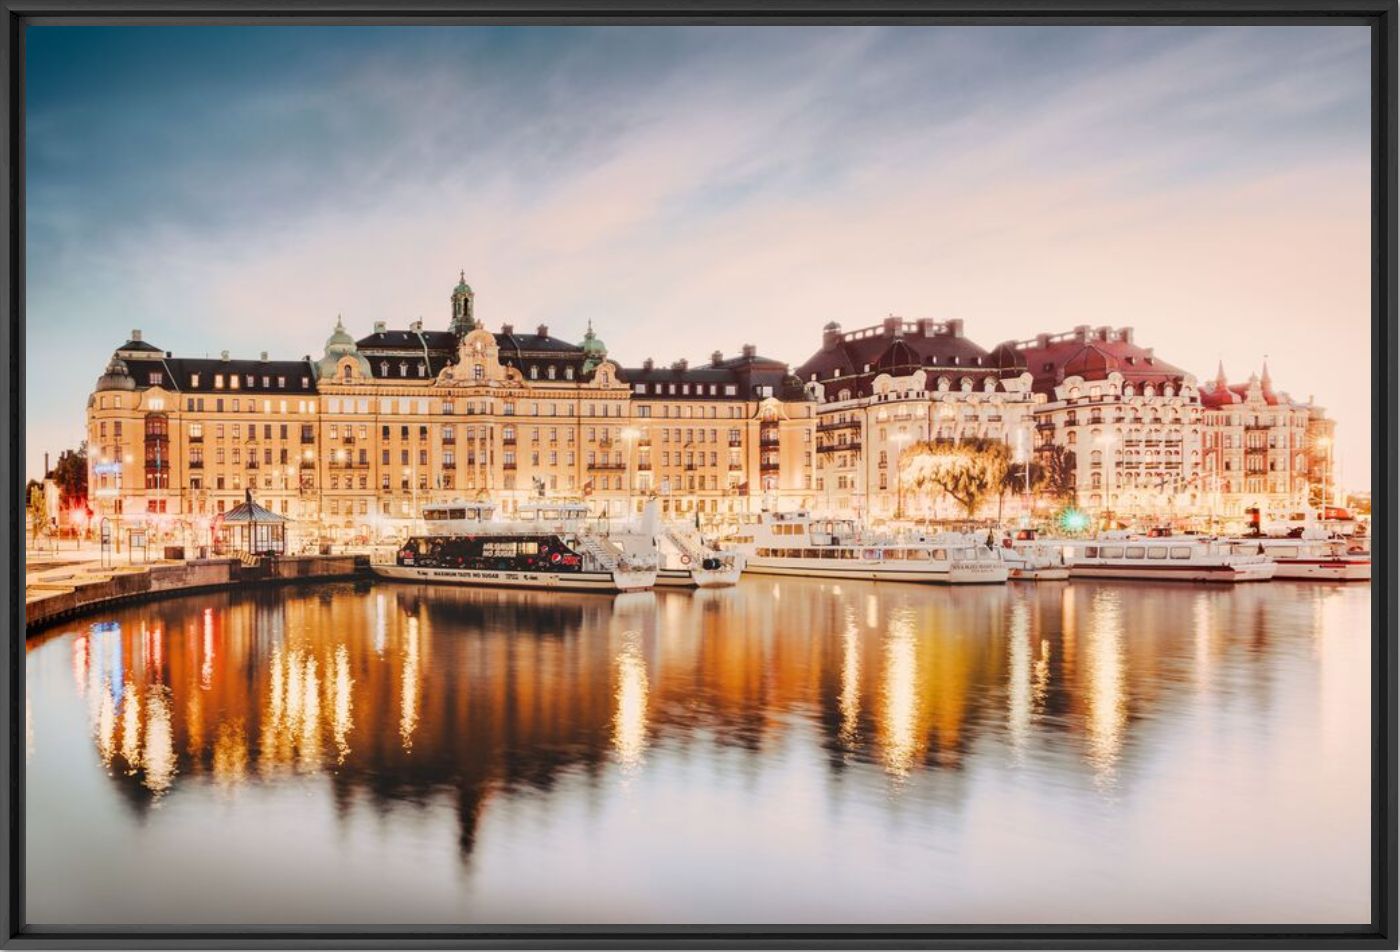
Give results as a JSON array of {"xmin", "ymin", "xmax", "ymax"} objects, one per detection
[{"xmin": 25, "ymin": 25, "xmax": 1372, "ymax": 487}]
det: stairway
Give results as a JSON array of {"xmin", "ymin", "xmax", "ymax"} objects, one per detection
[{"xmin": 576, "ymin": 532, "xmax": 621, "ymax": 572}]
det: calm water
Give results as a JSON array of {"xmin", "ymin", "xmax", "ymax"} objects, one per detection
[{"xmin": 25, "ymin": 578, "xmax": 1371, "ymax": 925}]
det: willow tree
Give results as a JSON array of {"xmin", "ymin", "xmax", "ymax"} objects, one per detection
[{"xmin": 900, "ymin": 438, "xmax": 1011, "ymax": 519}]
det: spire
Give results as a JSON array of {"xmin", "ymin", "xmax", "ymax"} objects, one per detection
[
  {"xmin": 450, "ymin": 271, "xmax": 475, "ymax": 335},
  {"xmin": 1214, "ymin": 359, "xmax": 1227, "ymax": 390},
  {"xmin": 1260, "ymin": 356, "xmax": 1272, "ymax": 391}
]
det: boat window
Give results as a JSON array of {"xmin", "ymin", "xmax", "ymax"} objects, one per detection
[
  {"xmin": 863, "ymin": 549, "xmax": 881, "ymax": 561},
  {"xmin": 518, "ymin": 511, "xmax": 536, "ymax": 521},
  {"xmin": 1102, "ymin": 546, "xmax": 1125, "ymax": 559},
  {"xmin": 1170, "ymin": 547, "xmax": 1192, "ymax": 559},
  {"xmin": 1125, "ymin": 546, "xmax": 1146, "ymax": 559},
  {"xmin": 449, "ymin": 508, "xmax": 466, "ymax": 520},
  {"xmin": 1085, "ymin": 547, "xmax": 1098, "ymax": 558},
  {"xmin": 930, "ymin": 549, "xmax": 944, "ymax": 561},
  {"xmin": 519, "ymin": 541, "xmax": 540, "ymax": 555},
  {"xmin": 1146, "ymin": 548, "xmax": 1167, "ymax": 560},
  {"xmin": 541, "ymin": 509, "xmax": 558, "ymax": 519},
  {"xmin": 424, "ymin": 510, "xmax": 445, "ymax": 522}
]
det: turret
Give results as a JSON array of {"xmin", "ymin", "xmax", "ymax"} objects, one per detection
[
  {"xmin": 450, "ymin": 270, "xmax": 475, "ymax": 335},
  {"xmin": 317, "ymin": 315, "xmax": 372, "ymax": 380},
  {"xmin": 580, "ymin": 319, "xmax": 607, "ymax": 375}
]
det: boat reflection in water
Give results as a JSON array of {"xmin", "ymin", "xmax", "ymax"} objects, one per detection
[{"xmin": 25, "ymin": 578, "xmax": 1370, "ymax": 925}]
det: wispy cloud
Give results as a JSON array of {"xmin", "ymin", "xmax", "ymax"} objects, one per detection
[{"xmin": 25, "ymin": 25, "xmax": 1372, "ymax": 485}]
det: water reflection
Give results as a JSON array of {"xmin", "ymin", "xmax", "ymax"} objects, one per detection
[{"xmin": 25, "ymin": 578, "xmax": 1372, "ymax": 924}]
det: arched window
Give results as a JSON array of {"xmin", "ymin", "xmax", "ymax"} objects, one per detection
[
  {"xmin": 343, "ymin": 365, "xmax": 352, "ymax": 382},
  {"xmin": 547, "ymin": 365, "xmax": 557, "ymax": 380},
  {"xmin": 474, "ymin": 364, "xmax": 485, "ymax": 380}
]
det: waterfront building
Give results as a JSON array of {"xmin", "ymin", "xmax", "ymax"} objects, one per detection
[
  {"xmin": 1197, "ymin": 362, "xmax": 1330, "ymax": 516},
  {"xmin": 988, "ymin": 325, "xmax": 1206, "ymax": 518},
  {"xmin": 618, "ymin": 348, "xmax": 815, "ymax": 517},
  {"xmin": 86, "ymin": 273, "xmax": 814, "ymax": 541},
  {"xmin": 794, "ymin": 317, "xmax": 1039, "ymax": 519}
]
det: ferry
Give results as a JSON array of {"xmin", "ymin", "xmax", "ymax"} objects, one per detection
[
  {"xmin": 996, "ymin": 529, "xmax": 1070, "ymax": 582},
  {"xmin": 1059, "ymin": 534, "xmax": 1275, "ymax": 583},
  {"xmin": 721, "ymin": 511, "xmax": 1008, "ymax": 585},
  {"xmin": 372, "ymin": 499, "xmax": 658, "ymax": 593}
]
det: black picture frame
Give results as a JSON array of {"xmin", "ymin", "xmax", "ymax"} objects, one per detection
[{"xmin": 1, "ymin": 2, "xmax": 1394, "ymax": 948}]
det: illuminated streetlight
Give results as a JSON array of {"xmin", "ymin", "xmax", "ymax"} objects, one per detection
[
  {"xmin": 621, "ymin": 427, "xmax": 642, "ymax": 518},
  {"xmin": 890, "ymin": 432, "xmax": 912, "ymax": 521}
]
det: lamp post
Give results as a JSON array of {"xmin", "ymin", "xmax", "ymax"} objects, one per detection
[
  {"xmin": 621, "ymin": 426, "xmax": 641, "ymax": 520},
  {"xmin": 891, "ymin": 432, "xmax": 912, "ymax": 522},
  {"xmin": 1317, "ymin": 435, "xmax": 1333, "ymax": 516},
  {"xmin": 1098, "ymin": 431, "xmax": 1117, "ymax": 529}
]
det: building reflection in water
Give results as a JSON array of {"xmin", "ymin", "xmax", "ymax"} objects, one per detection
[{"xmin": 31, "ymin": 577, "xmax": 1363, "ymax": 858}]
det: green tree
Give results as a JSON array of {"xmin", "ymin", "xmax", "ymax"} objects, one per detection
[
  {"xmin": 902, "ymin": 438, "xmax": 1011, "ymax": 518},
  {"xmin": 27, "ymin": 480, "xmax": 46, "ymax": 536},
  {"xmin": 51, "ymin": 442, "xmax": 88, "ymax": 510},
  {"xmin": 1036, "ymin": 445, "xmax": 1077, "ymax": 503}
]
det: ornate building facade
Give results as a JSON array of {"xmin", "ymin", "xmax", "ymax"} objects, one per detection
[
  {"xmin": 795, "ymin": 317, "xmax": 1039, "ymax": 519},
  {"xmin": 990, "ymin": 325, "xmax": 1206, "ymax": 518},
  {"xmin": 87, "ymin": 275, "xmax": 815, "ymax": 542},
  {"xmin": 1197, "ymin": 362, "xmax": 1331, "ymax": 516}
]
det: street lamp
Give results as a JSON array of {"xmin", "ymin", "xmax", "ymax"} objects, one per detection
[
  {"xmin": 1098, "ymin": 431, "xmax": 1117, "ymax": 529},
  {"xmin": 891, "ymin": 432, "xmax": 912, "ymax": 522},
  {"xmin": 1317, "ymin": 435, "xmax": 1333, "ymax": 515},
  {"xmin": 621, "ymin": 426, "xmax": 641, "ymax": 519}
]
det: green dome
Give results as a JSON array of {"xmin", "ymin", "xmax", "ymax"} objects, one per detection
[
  {"xmin": 318, "ymin": 315, "xmax": 371, "ymax": 379},
  {"xmin": 453, "ymin": 269, "xmax": 472, "ymax": 296},
  {"xmin": 581, "ymin": 320, "xmax": 606, "ymax": 356}
]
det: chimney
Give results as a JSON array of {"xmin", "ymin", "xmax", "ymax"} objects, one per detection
[
  {"xmin": 537, "ymin": 324, "xmax": 549, "ymax": 337},
  {"xmin": 1074, "ymin": 325, "xmax": 1091, "ymax": 343},
  {"xmin": 131, "ymin": 329, "xmax": 142, "ymax": 342},
  {"xmin": 711, "ymin": 350, "xmax": 723, "ymax": 367},
  {"xmin": 671, "ymin": 358, "xmax": 689, "ymax": 371},
  {"xmin": 260, "ymin": 351, "xmax": 268, "ymax": 361},
  {"xmin": 882, "ymin": 316, "xmax": 902, "ymax": 337},
  {"xmin": 916, "ymin": 318, "xmax": 936, "ymax": 337},
  {"xmin": 502, "ymin": 323, "xmax": 514, "ymax": 335},
  {"xmin": 1119, "ymin": 326, "xmax": 1134, "ymax": 344},
  {"xmin": 373, "ymin": 321, "xmax": 386, "ymax": 334},
  {"xmin": 741, "ymin": 344, "xmax": 757, "ymax": 359},
  {"xmin": 946, "ymin": 318, "xmax": 964, "ymax": 338},
  {"xmin": 642, "ymin": 357, "xmax": 654, "ymax": 371},
  {"xmin": 221, "ymin": 350, "xmax": 230, "ymax": 361},
  {"xmin": 822, "ymin": 321, "xmax": 842, "ymax": 350},
  {"xmin": 165, "ymin": 351, "xmax": 172, "ymax": 358},
  {"xmin": 1097, "ymin": 326, "xmax": 1111, "ymax": 342}
]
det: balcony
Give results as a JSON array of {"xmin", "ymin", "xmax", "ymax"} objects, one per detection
[
  {"xmin": 246, "ymin": 460, "xmax": 260, "ymax": 470},
  {"xmin": 637, "ymin": 462, "xmax": 652, "ymax": 471},
  {"xmin": 300, "ymin": 460, "xmax": 315, "ymax": 469},
  {"xmin": 301, "ymin": 435, "xmax": 316, "ymax": 444},
  {"xmin": 817, "ymin": 442, "xmax": 861, "ymax": 454},
  {"xmin": 589, "ymin": 461, "xmax": 626, "ymax": 471},
  {"xmin": 188, "ymin": 460, "xmax": 204, "ymax": 469},
  {"xmin": 189, "ymin": 434, "xmax": 204, "ymax": 444},
  {"xmin": 728, "ymin": 439, "xmax": 743, "ymax": 448},
  {"xmin": 760, "ymin": 461, "xmax": 780, "ymax": 472},
  {"xmin": 342, "ymin": 436, "xmax": 356, "ymax": 445},
  {"xmin": 442, "ymin": 461, "xmax": 456, "ymax": 470},
  {"xmin": 816, "ymin": 419, "xmax": 860, "ymax": 432}
]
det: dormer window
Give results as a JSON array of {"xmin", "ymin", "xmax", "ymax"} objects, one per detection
[
  {"xmin": 474, "ymin": 364, "xmax": 485, "ymax": 380},
  {"xmin": 399, "ymin": 362, "xmax": 408, "ymax": 377},
  {"xmin": 343, "ymin": 365, "xmax": 352, "ymax": 382},
  {"xmin": 380, "ymin": 361, "xmax": 388, "ymax": 375},
  {"xmin": 190, "ymin": 373, "xmax": 200, "ymax": 387},
  {"xmin": 148, "ymin": 371, "xmax": 163, "ymax": 386},
  {"xmin": 418, "ymin": 363, "xmax": 426, "ymax": 377},
  {"xmin": 565, "ymin": 367, "xmax": 574, "ymax": 380},
  {"xmin": 245, "ymin": 375, "xmax": 254, "ymax": 387},
  {"xmin": 261, "ymin": 376, "xmax": 270, "ymax": 387},
  {"xmin": 547, "ymin": 366, "xmax": 556, "ymax": 380},
  {"xmin": 230, "ymin": 375, "xmax": 240, "ymax": 390},
  {"xmin": 529, "ymin": 365, "xmax": 539, "ymax": 380},
  {"xmin": 214, "ymin": 374, "xmax": 224, "ymax": 389}
]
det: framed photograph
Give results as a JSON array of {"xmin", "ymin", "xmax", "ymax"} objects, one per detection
[{"xmin": 4, "ymin": 1, "xmax": 1395, "ymax": 948}]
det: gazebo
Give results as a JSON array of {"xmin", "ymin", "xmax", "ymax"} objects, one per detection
[{"xmin": 213, "ymin": 490, "xmax": 288, "ymax": 557}]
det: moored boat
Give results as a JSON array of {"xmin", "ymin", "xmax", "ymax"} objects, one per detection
[
  {"xmin": 721, "ymin": 511, "xmax": 1008, "ymax": 585},
  {"xmin": 1059, "ymin": 536, "xmax": 1275, "ymax": 583}
]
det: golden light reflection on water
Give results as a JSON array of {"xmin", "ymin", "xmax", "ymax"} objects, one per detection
[
  {"xmin": 1007, "ymin": 595, "xmax": 1031, "ymax": 761},
  {"xmin": 36, "ymin": 579, "xmax": 1372, "ymax": 859},
  {"xmin": 400, "ymin": 617, "xmax": 421, "ymax": 752},
  {"xmin": 1084, "ymin": 590, "xmax": 1127, "ymax": 789},
  {"xmin": 839, "ymin": 616, "xmax": 861, "ymax": 751},
  {"xmin": 613, "ymin": 632, "xmax": 649, "ymax": 771},
  {"xmin": 878, "ymin": 610, "xmax": 920, "ymax": 780}
]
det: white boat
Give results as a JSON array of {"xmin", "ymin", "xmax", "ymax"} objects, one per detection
[
  {"xmin": 371, "ymin": 499, "xmax": 658, "ymax": 593},
  {"xmin": 1222, "ymin": 533, "xmax": 1370, "ymax": 582},
  {"xmin": 653, "ymin": 521, "xmax": 743, "ymax": 589},
  {"xmin": 993, "ymin": 527, "xmax": 1070, "ymax": 581},
  {"xmin": 721, "ymin": 511, "xmax": 1008, "ymax": 585},
  {"xmin": 1059, "ymin": 535, "xmax": 1275, "ymax": 583}
]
